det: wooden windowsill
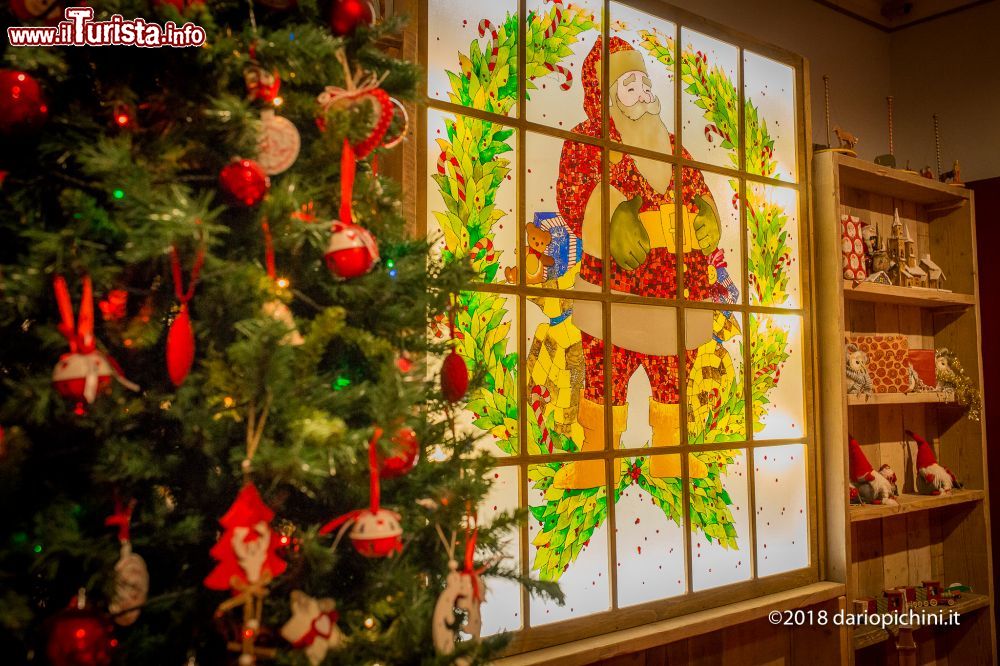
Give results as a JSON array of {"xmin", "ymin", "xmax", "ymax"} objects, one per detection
[{"xmin": 493, "ymin": 581, "xmax": 845, "ymax": 666}]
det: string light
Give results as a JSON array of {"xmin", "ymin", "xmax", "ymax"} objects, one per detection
[
  {"xmin": 115, "ymin": 112, "xmax": 130, "ymax": 127},
  {"xmin": 332, "ymin": 376, "xmax": 351, "ymax": 391},
  {"xmin": 363, "ymin": 617, "xmax": 375, "ymax": 629},
  {"xmin": 112, "ymin": 189, "xmax": 125, "ymax": 200},
  {"xmin": 275, "ymin": 277, "xmax": 289, "ymax": 289},
  {"xmin": 223, "ymin": 396, "xmax": 235, "ymax": 408},
  {"xmin": 272, "ymin": 96, "xmax": 284, "ymax": 107}
]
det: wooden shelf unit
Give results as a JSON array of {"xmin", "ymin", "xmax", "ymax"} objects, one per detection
[
  {"xmin": 853, "ymin": 592, "xmax": 991, "ymax": 651},
  {"xmin": 814, "ymin": 152, "xmax": 996, "ymax": 664}
]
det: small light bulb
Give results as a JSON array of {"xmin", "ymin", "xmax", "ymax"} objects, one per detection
[
  {"xmin": 272, "ymin": 96, "xmax": 284, "ymax": 107},
  {"xmin": 222, "ymin": 396, "xmax": 235, "ymax": 408},
  {"xmin": 115, "ymin": 113, "xmax": 130, "ymax": 127},
  {"xmin": 364, "ymin": 617, "xmax": 375, "ymax": 629},
  {"xmin": 276, "ymin": 277, "xmax": 289, "ymax": 289}
]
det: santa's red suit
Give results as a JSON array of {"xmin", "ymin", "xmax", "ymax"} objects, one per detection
[{"xmin": 554, "ymin": 37, "xmax": 723, "ymax": 488}]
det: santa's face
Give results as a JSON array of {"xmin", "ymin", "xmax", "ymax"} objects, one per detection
[{"xmin": 612, "ymin": 70, "xmax": 659, "ymax": 120}]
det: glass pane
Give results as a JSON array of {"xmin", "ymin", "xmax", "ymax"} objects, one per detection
[
  {"xmin": 680, "ymin": 28, "xmax": 740, "ymax": 169},
  {"xmin": 512, "ymin": 131, "xmax": 595, "ymax": 290},
  {"xmin": 680, "ymin": 168, "xmax": 742, "ymax": 305},
  {"xmin": 450, "ymin": 290, "xmax": 519, "ymax": 456},
  {"xmin": 606, "ymin": 158, "xmax": 678, "ymax": 298},
  {"xmin": 744, "ymin": 51, "xmax": 797, "ymax": 182},
  {"xmin": 525, "ymin": 291, "xmax": 592, "ymax": 455},
  {"xmin": 427, "ymin": 108, "xmax": 517, "ymax": 286},
  {"xmin": 747, "ymin": 182, "xmax": 800, "ymax": 308},
  {"xmin": 608, "ymin": 2, "xmax": 676, "ymax": 155},
  {"xmin": 750, "ymin": 313, "xmax": 805, "ymax": 441},
  {"xmin": 690, "ymin": 449, "xmax": 751, "ymax": 590},
  {"xmin": 754, "ymin": 445, "xmax": 809, "ymax": 577},
  {"xmin": 528, "ymin": 461, "xmax": 610, "ymax": 623},
  {"xmin": 614, "ymin": 454, "xmax": 686, "ymax": 606},
  {"xmin": 427, "ymin": 0, "xmax": 519, "ymax": 116},
  {"xmin": 525, "ymin": 0, "xmax": 602, "ymax": 133},
  {"xmin": 687, "ymin": 309, "xmax": 745, "ymax": 444},
  {"xmin": 480, "ymin": 465, "xmax": 523, "ymax": 636},
  {"xmin": 610, "ymin": 303, "xmax": 680, "ymax": 450}
]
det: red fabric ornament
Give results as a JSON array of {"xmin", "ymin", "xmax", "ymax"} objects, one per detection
[
  {"xmin": 0, "ymin": 69, "xmax": 48, "ymax": 137},
  {"xmin": 219, "ymin": 158, "xmax": 270, "ymax": 207},
  {"xmin": 51, "ymin": 276, "xmax": 138, "ymax": 408},
  {"xmin": 10, "ymin": 0, "xmax": 62, "ymax": 22},
  {"xmin": 204, "ymin": 483, "xmax": 288, "ymax": 593},
  {"xmin": 320, "ymin": 427, "xmax": 403, "ymax": 558},
  {"xmin": 328, "ymin": 0, "xmax": 374, "ymax": 36},
  {"xmin": 244, "ymin": 63, "xmax": 281, "ymax": 104},
  {"xmin": 378, "ymin": 426, "xmax": 418, "ymax": 478},
  {"xmin": 45, "ymin": 595, "xmax": 115, "ymax": 666},
  {"xmin": 441, "ymin": 349, "xmax": 469, "ymax": 403},
  {"xmin": 98, "ymin": 289, "xmax": 128, "ymax": 322},
  {"xmin": 165, "ymin": 244, "xmax": 204, "ymax": 386},
  {"xmin": 324, "ymin": 141, "xmax": 379, "ymax": 278}
]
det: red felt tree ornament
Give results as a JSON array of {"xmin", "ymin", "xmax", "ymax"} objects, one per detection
[
  {"xmin": 204, "ymin": 483, "xmax": 287, "ymax": 592},
  {"xmin": 440, "ymin": 308, "xmax": 469, "ymax": 403},
  {"xmin": 219, "ymin": 158, "xmax": 270, "ymax": 207},
  {"xmin": 166, "ymin": 243, "xmax": 204, "ymax": 386},
  {"xmin": 320, "ymin": 427, "xmax": 403, "ymax": 557},
  {"xmin": 378, "ymin": 426, "xmax": 419, "ymax": 478},
  {"xmin": 0, "ymin": 69, "xmax": 48, "ymax": 137},
  {"xmin": 324, "ymin": 140, "xmax": 379, "ymax": 279},
  {"xmin": 51, "ymin": 275, "xmax": 138, "ymax": 411},
  {"xmin": 45, "ymin": 590, "xmax": 116, "ymax": 666},
  {"xmin": 328, "ymin": 0, "xmax": 374, "ymax": 36}
]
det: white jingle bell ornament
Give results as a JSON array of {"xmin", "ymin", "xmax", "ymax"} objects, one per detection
[
  {"xmin": 324, "ymin": 219, "xmax": 379, "ymax": 280},
  {"xmin": 51, "ymin": 275, "xmax": 138, "ymax": 409},
  {"xmin": 256, "ymin": 109, "xmax": 300, "ymax": 176},
  {"xmin": 280, "ymin": 590, "xmax": 343, "ymax": 665}
]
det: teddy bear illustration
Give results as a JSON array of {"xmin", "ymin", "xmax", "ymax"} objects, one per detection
[{"xmin": 504, "ymin": 213, "xmax": 582, "ymax": 285}]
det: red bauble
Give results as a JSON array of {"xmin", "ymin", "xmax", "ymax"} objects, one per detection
[
  {"xmin": 441, "ymin": 349, "xmax": 469, "ymax": 403},
  {"xmin": 219, "ymin": 158, "xmax": 270, "ymax": 207},
  {"xmin": 324, "ymin": 219, "xmax": 379, "ymax": 279},
  {"xmin": 379, "ymin": 427, "xmax": 418, "ymax": 478},
  {"xmin": 349, "ymin": 509, "xmax": 403, "ymax": 557},
  {"xmin": 46, "ymin": 606, "xmax": 115, "ymax": 666},
  {"xmin": 328, "ymin": 0, "xmax": 374, "ymax": 36},
  {"xmin": 166, "ymin": 305, "xmax": 195, "ymax": 386},
  {"xmin": 52, "ymin": 351, "xmax": 115, "ymax": 404},
  {"xmin": 0, "ymin": 69, "xmax": 48, "ymax": 137}
]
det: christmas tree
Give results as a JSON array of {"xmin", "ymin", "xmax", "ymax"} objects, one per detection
[{"xmin": 0, "ymin": 1, "xmax": 558, "ymax": 664}]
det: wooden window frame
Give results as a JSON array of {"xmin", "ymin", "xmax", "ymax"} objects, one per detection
[{"xmin": 406, "ymin": 0, "xmax": 820, "ymax": 654}]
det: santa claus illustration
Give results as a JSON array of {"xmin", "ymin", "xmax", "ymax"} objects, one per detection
[{"xmin": 554, "ymin": 37, "xmax": 724, "ymax": 489}]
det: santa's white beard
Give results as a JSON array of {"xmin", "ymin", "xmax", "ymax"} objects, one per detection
[
  {"xmin": 610, "ymin": 100, "xmax": 673, "ymax": 194},
  {"xmin": 869, "ymin": 470, "xmax": 896, "ymax": 503},
  {"xmin": 921, "ymin": 463, "xmax": 954, "ymax": 491}
]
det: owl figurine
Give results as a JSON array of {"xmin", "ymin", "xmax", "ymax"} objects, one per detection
[{"xmin": 845, "ymin": 343, "xmax": 873, "ymax": 396}]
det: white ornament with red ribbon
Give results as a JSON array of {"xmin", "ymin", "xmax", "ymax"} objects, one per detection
[
  {"xmin": 431, "ymin": 518, "xmax": 486, "ymax": 663},
  {"xmin": 51, "ymin": 275, "xmax": 138, "ymax": 409},
  {"xmin": 323, "ymin": 139, "xmax": 380, "ymax": 279},
  {"xmin": 256, "ymin": 109, "xmax": 300, "ymax": 176},
  {"xmin": 105, "ymin": 499, "xmax": 149, "ymax": 627},
  {"xmin": 319, "ymin": 427, "xmax": 403, "ymax": 557},
  {"xmin": 280, "ymin": 590, "xmax": 343, "ymax": 665}
]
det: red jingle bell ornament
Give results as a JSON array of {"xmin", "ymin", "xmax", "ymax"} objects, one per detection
[
  {"xmin": 0, "ymin": 69, "xmax": 48, "ymax": 137},
  {"xmin": 45, "ymin": 590, "xmax": 116, "ymax": 666},
  {"xmin": 320, "ymin": 427, "xmax": 404, "ymax": 558},
  {"xmin": 328, "ymin": 0, "xmax": 374, "ymax": 36},
  {"xmin": 324, "ymin": 140, "xmax": 379, "ymax": 279},
  {"xmin": 51, "ymin": 276, "xmax": 138, "ymax": 409},
  {"xmin": 378, "ymin": 426, "xmax": 418, "ymax": 478},
  {"xmin": 219, "ymin": 158, "xmax": 270, "ymax": 207}
]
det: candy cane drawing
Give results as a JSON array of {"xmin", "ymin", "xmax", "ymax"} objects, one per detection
[
  {"xmin": 470, "ymin": 238, "xmax": 495, "ymax": 265},
  {"xmin": 530, "ymin": 385, "xmax": 553, "ymax": 453},
  {"xmin": 437, "ymin": 151, "xmax": 466, "ymax": 202},
  {"xmin": 477, "ymin": 19, "xmax": 499, "ymax": 72},
  {"xmin": 544, "ymin": 62, "xmax": 573, "ymax": 90},
  {"xmin": 542, "ymin": 0, "xmax": 563, "ymax": 39}
]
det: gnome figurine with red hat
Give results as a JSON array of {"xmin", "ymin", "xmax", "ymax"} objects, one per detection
[
  {"xmin": 908, "ymin": 429, "xmax": 961, "ymax": 495},
  {"xmin": 849, "ymin": 436, "xmax": 898, "ymax": 505}
]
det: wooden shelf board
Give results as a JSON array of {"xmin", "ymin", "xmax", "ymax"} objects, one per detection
[
  {"xmin": 843, "ymin": 281, "xmax": 976, "ymax": 308},
  {"xmin": 850, "ymin": 490, "xmax": 985, "ymax": 523},
  {"xmin": 835, "ymin": 154, "xmax": 971, "ymax": 206},
  {"xmin": 853, "ymin": 592, "xmax": 990, "ymax": 650},
  {"xmin": 847, "ymin": 392, "xmax": 955, "ymax": 406}
]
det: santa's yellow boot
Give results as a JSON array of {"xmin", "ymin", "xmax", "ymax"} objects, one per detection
[
  {"xmin": 648, "ymin": 400, "xmax": 709, "ymax": 479},
  {"xmin": 552, "ymin": 397, "xmax": 628, "ymax": 489}
]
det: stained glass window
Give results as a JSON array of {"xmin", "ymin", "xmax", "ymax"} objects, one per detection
[{"xmin": 423, "ymin": 0, "xmax": 811, "ymax": 648}]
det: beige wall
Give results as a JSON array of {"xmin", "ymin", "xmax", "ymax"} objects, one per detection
[{"xmin": 665, "ymin": 0, "xmax": 1000, "ymax": 180}]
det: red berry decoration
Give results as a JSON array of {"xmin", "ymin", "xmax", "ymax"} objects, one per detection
[
  {"xmin": 379, "ymin": 426, "xmax": 418, "ymax": 478},
  {"xmin": 441, "ymin": 349, "xmax": 469, "ymax": 403},
  {"xmin": 45, "ymin": 594, "xmax": 115, "ymax": 666},
  {"xmin": 324, "ymin": 219, "xmax": 379, "ymax": 279},
  {"xmin": 219, "ymin": 158, "xmax": 270, "ymax": 207},
  {"xmin": 328, "ymin": 0, "xmax": 374, "ymax": 36},
  {"xmin": 0, "ymin": 69, "xmax": 48, "ymax": 137}
]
